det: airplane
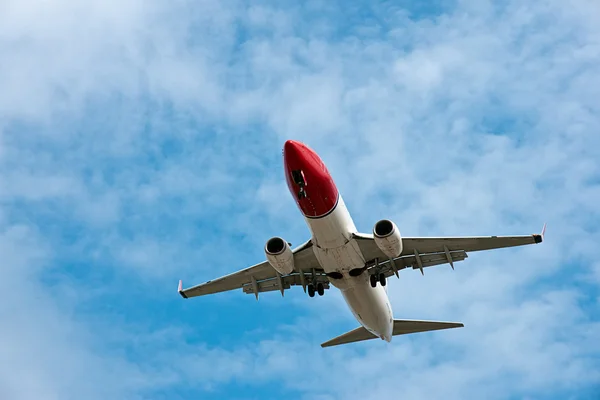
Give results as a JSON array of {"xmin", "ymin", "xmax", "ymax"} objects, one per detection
[{"xmin": 178, "ymin": 140, "xmax": 545, "ymax": 348}]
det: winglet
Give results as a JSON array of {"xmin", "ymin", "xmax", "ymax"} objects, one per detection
[
  {"xmin": 533, "ymin": 223, "xmax": 546, "ymax": 244},
  {"xmin": 178, "ymin": 280, "xmax": 188, "ymax": 299},
  {"xmin": 541, "ymin": 223, "xmax": 546, "ymax": 239}
]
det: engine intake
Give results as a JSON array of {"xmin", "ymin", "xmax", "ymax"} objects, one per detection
[
  {"xmin": 374, "ymin": 219, "xmax": 395, "ymax": 237},
  {"xmin": 266, "ymin": 237, "xmax": 286, "ymax": 254},
  {"xmin": 373, "ymin": 219, "xmax": 403, "ymax": 259},
  {"xmin": 265, "ymin": 237, "xmax": 295, "ymax": 275}
]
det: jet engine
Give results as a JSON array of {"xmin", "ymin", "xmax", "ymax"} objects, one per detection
[
  {"xmin": 373, "ymin": 219, "xmax": 403, "ymax": 259},
  {"xmin": 264, "ymin": 237, "xmax": 295, "ymax": 275}
]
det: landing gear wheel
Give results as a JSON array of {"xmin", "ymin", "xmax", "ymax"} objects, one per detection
[
  {"xmin": 307, "ymin": 284, "xmax": 315, "ymax": 297},
  {"xmin": 379, "ymin": 273, "xmax": 386, "ymax": 286},
  {"xmin": 370, "ymin": 274, "xmax": 378, "ymax": 288},
  {"xmin": 317, "ymin": 282, "xmax": 325, "ymax": 296}
]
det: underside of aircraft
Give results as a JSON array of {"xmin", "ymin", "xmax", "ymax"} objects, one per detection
[{"xmin": 178, "ymin": 140, "xmax": 545, "ymax": 347}]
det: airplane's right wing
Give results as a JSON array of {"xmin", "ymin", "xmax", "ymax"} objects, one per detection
[{"xmin": 178, "ymin": 240, "xmax": 325, "ymax": 299}]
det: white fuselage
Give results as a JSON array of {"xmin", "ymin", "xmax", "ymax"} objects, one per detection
[{"xmin": 305, "ymin": 195, "xmax": 393, "ymax": 342}]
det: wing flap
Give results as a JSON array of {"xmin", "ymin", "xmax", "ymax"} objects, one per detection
[
  {"xmin": 241, "ymin": 274, "xmax": 331, "ymax": 295},
  {"xmin": 377, "ymin": 250, "xmax": 468, "ymax": 278},
  {"xmin": 321, "ymin": 319, "xmax": 464, "ymax": 348},
  {"xmin": 417, "ymin": 250, "xmax": 467, "ymax": 269}
]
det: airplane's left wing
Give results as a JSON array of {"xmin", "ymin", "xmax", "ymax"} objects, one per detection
[
  {"xmin": 352, "ymin": 224, "xmax": 545, "ymax": 276},
  {"xmin": 178, "ymin": 240, "xmax": 325, "ymax": 299}
]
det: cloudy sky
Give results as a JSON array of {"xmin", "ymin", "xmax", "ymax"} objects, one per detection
[{"xmin": 1, "ymin": 0, "xmax": 599, "ymax": 399}]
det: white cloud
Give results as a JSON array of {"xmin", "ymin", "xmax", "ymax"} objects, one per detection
[{"xmin": 0, "ymin": 225, "xmax": 164, "ymax": 399}]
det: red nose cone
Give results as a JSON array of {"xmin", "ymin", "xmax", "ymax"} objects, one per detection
[
  {"xmin": 284, "ymin": 139, "xmax": 301, "ymax": 154},
  {"xmin": 283, "ymin": 140, "xmax": 338, "ymax": 218}
]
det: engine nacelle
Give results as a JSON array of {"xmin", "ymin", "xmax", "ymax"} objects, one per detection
[
  {"xmin": 373, "ymin": 219, "xmax": 403, "ymax": 259},
  {"xmin": 264, "ymin": 237, "xmax": 295, "ymax": 275}
]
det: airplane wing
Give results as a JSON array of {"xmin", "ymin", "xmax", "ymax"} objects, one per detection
[
  {"xmin": 352, "ymin": 224, "xmax": 546, "ymax": 276},
  {"xmin": 178, "ymin": 240, "xmax": 325, "ymax": 299}
]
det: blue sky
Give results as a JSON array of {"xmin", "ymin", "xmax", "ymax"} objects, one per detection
[{"xmin": 1, "ymin": 0, "xmax": 599, "ymax": 399}]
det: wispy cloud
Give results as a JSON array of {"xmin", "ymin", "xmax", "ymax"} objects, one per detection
[{"xmin": 1, "ymin": 0, "xmax": 599, "ymax": 399}]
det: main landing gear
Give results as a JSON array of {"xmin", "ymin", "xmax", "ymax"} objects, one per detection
[
  {"xmin": 370, "ymin": 273, "xmax": 386, "ymax": 288},
  {"xmin": 307, "ymin": 282, "xmax": 325, "ymax": 297}
]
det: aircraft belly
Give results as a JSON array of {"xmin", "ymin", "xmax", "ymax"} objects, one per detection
[
  {"xmin": 313, "ymin": 239, "xmax": 365, "ymax": 274},
  {"xmin": 341, "ymin": 279, "xmax": 393, "ymax": 338},
  {"xmin": 307, "ymin": 196, "xmax": 357, "ymax": 248}
]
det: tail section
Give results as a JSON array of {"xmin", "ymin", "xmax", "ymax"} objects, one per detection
[{"xmin": 321, "ymin": 319, "xmax": 464, "ymax": 348}]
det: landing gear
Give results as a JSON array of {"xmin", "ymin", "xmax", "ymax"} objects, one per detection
[
  {"xmin": 379, "ymin": 273, "xmax": 386, "ymax": 286},
  {"xmin": 307, "ymin": 282, "xmax": 325, "ymax": 297},
  {"xmin": 317, "ymin": 282, "xmax": 325, "ymax": 296},
  {"xmin": 379, "ymin": 274, "xmax": 387, "ymax": 286},
  {"xmin": 370, "ymin": 273, "xmax": 387, "ymax": 287}
]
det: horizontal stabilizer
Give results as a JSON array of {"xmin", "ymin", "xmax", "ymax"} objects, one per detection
[{"xmin": 321, "ymin": 319, "xmax": 464, "ymax": 348}]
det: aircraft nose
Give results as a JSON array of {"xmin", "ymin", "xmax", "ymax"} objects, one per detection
[
  {"xmin": 284, "ymin": 140, "xmax": 302, "ymax": 158},
  {"xmin": 283, "ymin": 140, "xmax": 309, "ymax": 170},
  {"xmin": 282, "ymin": 139, "xmax": 338, "ymax": 217}
]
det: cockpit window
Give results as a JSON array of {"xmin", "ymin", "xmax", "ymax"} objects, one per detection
[{"xmin": 291, "ymin": 170, "xmax": 306, "ymax": 187}]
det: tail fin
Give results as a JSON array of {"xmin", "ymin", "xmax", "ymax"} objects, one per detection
[{"xmin": 321, "ymin": 319, "xmax": 464, "ymax": 348}]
